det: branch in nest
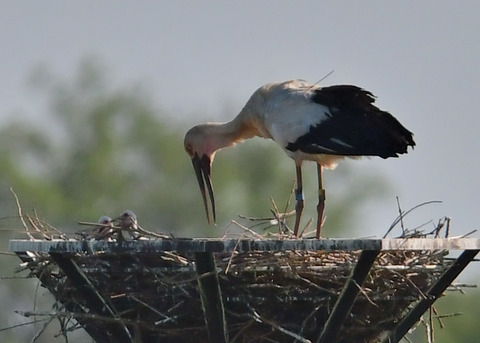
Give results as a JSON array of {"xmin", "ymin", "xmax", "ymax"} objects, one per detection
[
  {"xmin": 383, "ymin": 199, "xmax": 443, "ymax": 238},
  {"xmin": 10, "ymin": 188, "xmax": 35, "ymax": 240}
]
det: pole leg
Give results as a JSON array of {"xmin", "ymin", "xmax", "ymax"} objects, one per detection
[{"xmin": 195, "ymin": 252, "xmax": 229, "ymax": 343}]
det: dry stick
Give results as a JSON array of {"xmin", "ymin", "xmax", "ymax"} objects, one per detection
[
  {"xmin": 249, "ymin": 307, "xmax": 311, "ymax": 343},
  {"xmin": 280, "ymin": 179, "xmax": 297, "ymax": 234},
  {"xmin": 294, "ymin": 273, "xmax": 337, "ymax": 295},
  {"xmin": 31, "ymin": 315, "xmax": 56, "ymax": 343},
  {"xmin": 58, "ymin": 321, "xmax": 81, "ymax": 337},
  {"xmin": 410, "ymin": 219, "xmax": 434, "ymax": 235},
  {"xmin": 459, "ymin": 229, "xmax": 478, "ymax": 238},
  {"xmin": 270, "ymin": 197, "xmax": 293, "ymax": 235},
  {"xmin": 433, "ymin": 217, "xmax": 445, "ymax": 238},
  {"xmin": 35, "ymin": 213, "xmax": 67, "ymax": 240},
  {"xmin": 238, "ymin": 180, "xmax": 296, "ymax": 234},
  {"xmin": 422, "ymin": 316, "xmax": 433, "ymax": 343},
  {"xmin": 33, "ymin": 209, "xmax": 45, "ymax": 230},
  {"xmin": 299, "ymin": 218, "xmax": 314, "ymax": 238},
  {"xmin": 429, "ymin": 306, "xmax": 434, "ymax": 343},
  {"xmin": 235, "ymin": 217, "xmax": 275, "ymax": 234},
  {"xmin": 389, "ymin": 270, "xmax": 428, "ymax": 300},
  {"xmin": 135, "ymin": 225, "xmax": 170, "ymax": 239},
  {"xmin": 229, "ymin": 319, "xmax": 256, "ymax": 343},
  {"xmin": 77, "ymin": 221, "xmax": 108, "ymax": 227},
  {"xmin": 296, "ymin": 304, "xmax": 322, "ymax": 342},
  {"xmin": 54, "ymin": 307, "xmax": 71, "ymax": 343},
  {"xmin": 445, "ymin": 216, "xmax": 451, "ymax": 238},
  {"xmin": 129, "ymin": 296, "xmax": 174, "ymax": 323},
  {"xmin": 450, "ymin": 283, "xmax": 477, "ymax": 289},
  {"xmin": 0, "ymin": 319, "xmax": 51, "ymax": 333},
  {"xmin": 396, "ymin": 196, "xmax": 406, "ymax": 236},
  {"xmin": 263, "ymin": 180, "xmax": 297, "ymax": 235},
  {"xmin": 10, "ymin": 188, "xmax": 34, "ymax": 240},
  {"xmin": 270, "ymin": 197, "xmax": 283, "ymax": 234},
  {"xmin": 383, "ymin": 200, "xmax": 443, "ymax": 238},
  {"xmin": 283, "ymin": 179, "xmax": 296, "ymax": 218},
  {"xmin": 162, "ymin": 251, "xmax": 188, "ymax": 266},
  {"xmin": 431, "ymin": 305, "xmax": 445, "ymax": 329},
  {"xmin": 26, "ymin": 216, "xmax": 48, "ymax": 239},
  {"xmin": 257, "ymin": 210, "xmax": 296, "ymax": 221},
  {"xmin": 434, "ymin": 312, "xmax": 463, "ymax": 319},
  {"xmin": 33, "ymin": 274, "xmax": 43, "ymax": 324},
  {"xmin": 154, "ymin": 316, "xmax": 180, "ymax": 326},
  {"xmin": 224, "ymin": 233, "xmax": 244, "ymax": 275},
  {"xmin": 238, "ymin": 210, "xmax": 295, "ymax": 236},
  {"xmin": 418, "ymin": 216, "xmax": 450, "ymax": 239},
  {"xmin": 231, "ymin": 220, "xmax": 264, "ymax": 239},
  {"xmin": 237, "ymin": 213, "xmax": 294, "ymax": 222},
  {"xmin": 352, "ymin": 279, "xmax": 378, "ymax": 307},
  {"xmin": 16, "ymin": 310, "xmax": 160, "ymax": 332}
]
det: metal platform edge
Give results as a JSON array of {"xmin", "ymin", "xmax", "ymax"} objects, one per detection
[{"xmin": 9, "ymin": 237, "xmax": 480, "ymax": 254}]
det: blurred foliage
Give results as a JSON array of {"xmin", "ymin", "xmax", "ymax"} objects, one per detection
[{"xmin": 0, "ymin": 58, "xmax": 477, "ymax": 342}]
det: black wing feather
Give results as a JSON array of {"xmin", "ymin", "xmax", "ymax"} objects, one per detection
[{"xmin": 286, "ymin": 85, "xmax": 415, "ymax": 159}]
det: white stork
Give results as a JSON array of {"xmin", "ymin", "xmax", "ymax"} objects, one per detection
[{"xmin": 184, "ymin": 80, "xmax": 415, "ymax": 238}]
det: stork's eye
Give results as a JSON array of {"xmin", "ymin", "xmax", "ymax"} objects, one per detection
[{"xmin": 185, "ymin": 144, "xmax": 194, "ymax": 156}]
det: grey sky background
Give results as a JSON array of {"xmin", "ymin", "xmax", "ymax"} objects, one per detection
[{"xmin": 1, "ymin": 2, "xmax": 479, "ymax": 241}]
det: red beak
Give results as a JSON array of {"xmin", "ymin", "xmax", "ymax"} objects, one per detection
[{"xmin": 191, "ymin": 153, "xmax": 216, "ymax": 224}]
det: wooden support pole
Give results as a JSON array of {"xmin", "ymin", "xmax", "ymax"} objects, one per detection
[
  {"xmin": 195, "ymin": 252, "xmax": 229, "ymax": 343},
  {"xmin": 50, "ymin": 253, "xmax": 134, "ymax": 343},
  {"xmin": 383, "ymin": 249, "xmax": 480, "ymax": 343},
  {"xmin": 316, "ymin": 249, "xmax": 380, "ymax": 343}
]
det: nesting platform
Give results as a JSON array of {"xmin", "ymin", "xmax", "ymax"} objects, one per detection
[{"xmin": 10, "ymin": 238, "xmax": 480, "ymax": 343}]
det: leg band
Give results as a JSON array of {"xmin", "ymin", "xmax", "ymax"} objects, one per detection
[
  {"xmin": 296, "ymin": 191, "xmax": 304, "ymax": 202},
  {"xmin": 318, "ymin": 189, "xmax": 326, "ymax": 201}
]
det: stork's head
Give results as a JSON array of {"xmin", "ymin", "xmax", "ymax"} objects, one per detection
[
  {"xmin": 98, "ymin": 215, "xmax": 113, "ymax": 226},
  {"xmin": 184, "ymin": 124, "xmax": 218, "ymax": 224},
  {"xmin": 115, "ymin": 210, "xmax": 138, "ymax": 230}
]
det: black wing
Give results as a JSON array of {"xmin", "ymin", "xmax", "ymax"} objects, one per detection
[{"xmin": 285, "ymin": 85, "xmax": 415, "ymax": 159}]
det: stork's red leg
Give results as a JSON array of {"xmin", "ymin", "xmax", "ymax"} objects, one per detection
[
  {"xmin": 293, "ymin": 163, "xmax": 304, "ymax": 237},
  {"xmin": 316, "ymin": 164, "xmax": 326, "ymax": 238}
]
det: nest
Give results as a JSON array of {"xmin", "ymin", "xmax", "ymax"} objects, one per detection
[{"xmin": 18, "ymin": 244, "xmax": 452, "ymax": 343}]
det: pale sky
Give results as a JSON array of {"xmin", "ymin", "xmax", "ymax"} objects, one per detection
[{"xmin": 1, "ymin": 1, "xmax": 479, "ymax": 240}]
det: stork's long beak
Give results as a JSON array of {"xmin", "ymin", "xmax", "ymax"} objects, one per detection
[{"xmin": 191, "ymin": 153, "xmax": 216, "ymax": 224}]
